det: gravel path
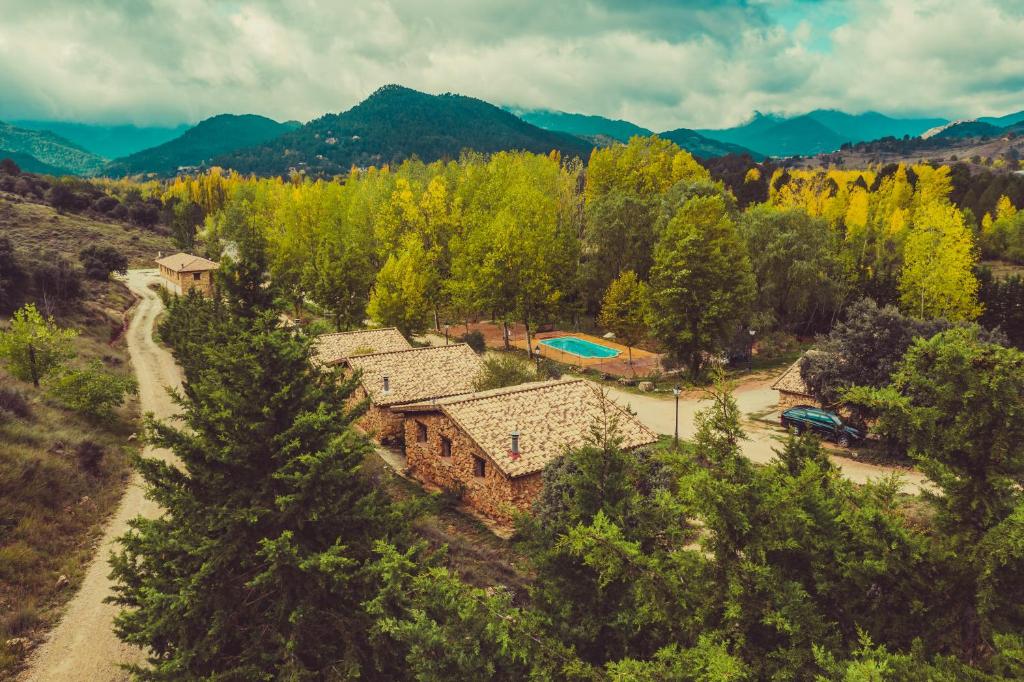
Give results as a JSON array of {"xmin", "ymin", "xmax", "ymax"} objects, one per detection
[
  {"xmin": 601, "ymin": 381, "xmax": 929, "ymax": 493},
  {"xmin": 20, "ymin": 269, "xmax": 183, "ymax": 682}
]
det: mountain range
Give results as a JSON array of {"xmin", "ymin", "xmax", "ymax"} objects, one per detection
[
  {"xmin": 11, "ymin": 120, "xmax": 191, "ymax": 159},
  {"xmin": 105, "ymin": 114, "xmax": 301, "ymax": 177},
  {"xmin": 212, "ymin": 85, "xmax": 595, "ymax": 176},
  {"xmin": 2, "ymin": 85, "xmax": 1022, "ymax": 178}
]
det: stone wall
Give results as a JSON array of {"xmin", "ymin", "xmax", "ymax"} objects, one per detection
[
  {"xmin": 348, "ymin": 385, "xmax": 405, "ymax": 444},
  {"xmin": 777, "ymin": 390, "xmax": 820, "ymax": 411},
  {"xmin": 158, "ymin": 266, "xmax": 215, "ymax": 296},
  {"xmin": 404, "ymin": 411, "xmax": 543, "ymax": 522}
]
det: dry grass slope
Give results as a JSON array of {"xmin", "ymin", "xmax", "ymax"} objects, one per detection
[{"xmin": 0, "ymin": 192, "xmax": 174, "ymax": 268}]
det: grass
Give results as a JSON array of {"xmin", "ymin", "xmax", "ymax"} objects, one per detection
[
  {"xmin": 0, "ymin": 191, "xmax": 174, "ymax": 267},
  {"xmin": 0, "ymin": 214, "xmax": 152, "ymax": 676}
]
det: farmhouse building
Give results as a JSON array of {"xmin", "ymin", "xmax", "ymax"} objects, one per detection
[
  {"xmin": 312, "ymin": 327, "xmax": 412, "ymax": 368},
  {"xmin": 345, "ymin": 344, "xmax": 483, "ymax": 443},
  {"xmin": 155, "ymin": 252, "xmax": 219, "ymax": 296},
  {"xmin": 395, "ymin": 379, "xmax": 658, "ymax": 523}
]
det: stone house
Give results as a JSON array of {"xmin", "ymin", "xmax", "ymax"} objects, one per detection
[
  {"xmin": 311, "ymin": 327, "xmax": 412, "ymax": 369},
  {"xmin": 345, "ymin": 344, "xmax": 483, "ymax": 443},
  {"xmin": 772, "ymin": 351, "xmax": 825, "ymax": 410},
  {"xmin": 155, "ymin": 253, "xmax": 219, "ymax": 296},
  {"xmin": 394, "ymin": 379, "xmax": 658, "ymax": 523}
]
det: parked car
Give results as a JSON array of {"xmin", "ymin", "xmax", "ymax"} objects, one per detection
[{"xmin": 780, "ymin": 405, "xmax": 864, "ymax": 448}]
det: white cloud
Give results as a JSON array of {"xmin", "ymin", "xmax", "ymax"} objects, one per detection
[{"xmin": 0, "ymin": 0, "xmax": 1019, "ymax": 130}]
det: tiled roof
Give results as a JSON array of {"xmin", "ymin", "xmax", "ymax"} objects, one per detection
[
  {"xmin": 399, "ymin": 379, "xmax": 658, "ymax": 478},
  {"xmin": 312, "ymin": 328, "xmax": 412, "ymax": 367},
  {"xmin": 347, "ymin": 344, "xmax": 483, "ymax": 406},
  {"xmin": 771, "ymin": 351, "xmax": 824, "ymax": 396},
  {"xmin": 154, "ymin": 252, "xmax": 219, "ymax": 272}
]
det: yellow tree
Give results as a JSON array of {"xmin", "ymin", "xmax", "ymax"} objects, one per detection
[
  {"xmin": 899, "ymin": 202, "xmax": 980, "ymax": 322},
  {"xmin": 367, "ymin": 233, "xmax": 433, "ymax": 338},
  {"xmin": 598, "ymin": 270, "xmax": 649, "ymax": 368}
]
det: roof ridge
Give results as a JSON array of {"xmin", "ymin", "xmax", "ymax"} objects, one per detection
[
  {"xmin": 348, "ymin": 343, "xmax": 472, "ymax": 360},
  {"xmin": 438, "ymin": 378, "xmax": 582, "ymax": 405},
  {"xmin": 315, "ymin": 327, "xmax": 401, "ymax": 340}
]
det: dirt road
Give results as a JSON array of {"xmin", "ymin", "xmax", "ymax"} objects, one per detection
[
  {"xmin": 20, "ymin": 270, "xmax": 183, "ymax": 682},
  {"xmin": 601, "ymin": 382, "xmax": 930, "ymax": 493}
]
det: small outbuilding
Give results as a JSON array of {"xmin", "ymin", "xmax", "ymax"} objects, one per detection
[
  {"xmin": 155, "ymin": 252, "xmax": 219, "ymax": 296},
  {"xmin": 772, "ymin": 351, "xmax": 823, "ymax": 410},
  {"xmin": 345, "ymin": 344, "xmax": 484, "ymax": 443},
  {"xmin": 395, "ymin": 379, "xmax": 658, "ymax": 523}
]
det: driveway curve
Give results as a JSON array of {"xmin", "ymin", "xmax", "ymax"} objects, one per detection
[{"xmin": 20, "ymin": 269, "xmax": 183, "ymax": 682}]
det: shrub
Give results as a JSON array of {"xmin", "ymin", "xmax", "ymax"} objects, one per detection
[
  {"xmin": 0, "ymin": 304, "xmax": 78, "ymax": 386},
  {"xmin": 79, "ymin": 245, "xmax": 129, "ymax": 281},
  {"xmin": 0, "ymin": 387, "xmax": 30, "ymax": 418},
  {"xmin": 75, "ymin": 440, "xmax": 105, "ymax": 475},
  {"xmin": 30, "ymin": 256, "xmax": 82, "ymax": 305},
  {"xmin": 473, "ymin": 353, "xmax": 536, "ymax": 391},
  {"xmin": 460, "ymin": 330, "xmax": 486, "ymax": 354},
  {"xmin": 45, "ymin": 361, "xmax": 137, "ymax": 422},
  {"xmin": 756, "ymin": 331, "xmax": 800, "ymax": 359}
]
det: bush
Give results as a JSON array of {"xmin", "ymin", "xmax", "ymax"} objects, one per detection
[
  {"xmin": 473, "ymin": 353, "xmax": 537, "ymax": 391},
  {"xmin": 79, "ymin": 245, "xmax": 128, "ymax": 281},
  {"xmin": 0, "ymin": 387, "xmax": 30, "ymax": 418},
  {"xmin": 75, "ymin": 440, "xmax": 105, "ymax": 475},
  {"xmin": 460, "ymin": 330, "xmax": 486, "ymax": 354},
  {"xmin": 30, "ymin": 256, "xmax": 82, "ymax": 305},
  {"xmin": 45, "ymin": 361, "xmax": 137, "ymax": 421},
  {"xmin": 756, "ymin": 331, "xmax": 800, "ymax": 359}
]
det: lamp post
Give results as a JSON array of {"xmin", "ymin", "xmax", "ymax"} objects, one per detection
[
  {"xmin": 672, "ymin": 385, "xmax": 681, "ymax": 447},
  {"xmin": 748, "ymin": 329, "xmax": 756, "ymax": 371},
  {"xmin": 534, "ymin": 344, "xmax": 542, "ymax": 374}
]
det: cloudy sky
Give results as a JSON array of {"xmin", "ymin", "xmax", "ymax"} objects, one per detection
[{"xmin": 1, "ymin": 0, "xmax": 1022, "ymax": 130}]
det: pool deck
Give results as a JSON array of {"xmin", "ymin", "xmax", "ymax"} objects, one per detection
[{"xmin": 444, "ymin": 321, "xmax": 661, "ymax": 376}]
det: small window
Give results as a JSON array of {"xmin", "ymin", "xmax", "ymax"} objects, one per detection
[
  {"xmin": 193, "ymin": 272, "xmax": 202, "ymax": 281},
  {"xmin": 472, "ymin": 455, "xmax": 486, "ymax": 478},
  {"xmin": 415, "ymin": 421, "xmax": 428, "ymax": 443},
  {"xmin": 440, "ymin": 435, "xmax": 452, "ymax": 458}
]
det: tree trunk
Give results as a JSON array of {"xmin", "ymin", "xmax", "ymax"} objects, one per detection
[
  {"xmin": 28, "ymin": 343, "xmax": 39, "ymax": 388},
  {"xmin": 524, "ymin": 317, "xmax": 533, "ymax": 359},
  {"xmin": 689, "ymin": 352, "xmax": 702, "ymax": 381},
  {"xmin": 502, "ymin": 320, "xmax": 510, "ymax": 350}
]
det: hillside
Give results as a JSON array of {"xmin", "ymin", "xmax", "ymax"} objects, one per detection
[
  {"xmin": 933, "ymin": 120, "xmax": 1005, "ymax": 139},
  {"xmin": 698, "ymin": 113, "xmax": 849, "ymax": 157},
  {"xmin": 978, "ymin": 110, "xmax": 1024, "ymax": 127},
  {"xmin": 0, "ymin": 151, "xmax": 71, "ymax": 176},
  {"xmin": 215, "ymin": 85, "xmax": 595, "ymax": 175},
  {"xmin": 0, "ymin": 122, "xmax": 105, "ymax": 175},
  {"xmin": 659, "ymin": 128, "xmax": 764, "ymax": 160},
  {"xmin": 804, "ymin": 109, "xmax": 946, "ymax": 143},
  {"xmin": 698, "ymin": 110, "xmax": 952, "ymax": 157},
  {"xmin": 105, "ymin": 114, "xmax": 301, "ymax": 177},
  {"xmin": 12, "ymin": 120, "xmax": 190, "ymax": 159},
  {"xmin": 512, "ymin": 108, "xmax": 653, "ymax": 143}
]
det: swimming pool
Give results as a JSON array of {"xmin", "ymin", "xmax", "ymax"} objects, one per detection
[{"xmin": 540, "ymin": 336, "xmax": 620, "ymax": 359}]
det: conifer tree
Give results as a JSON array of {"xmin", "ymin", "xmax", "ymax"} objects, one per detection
[{"xmin": 109, "ymin": 311, "xmax": 406, "ymax": 679}]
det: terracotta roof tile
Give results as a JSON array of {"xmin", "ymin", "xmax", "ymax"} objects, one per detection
[
  {"xmin": 154, "ymin": 252, "xmax": 219, "ymax": 272},
  {"xmin": 347, "ymin": 344, "xmax": 483, "ymax": 406},
  {"xmin": 312, "ymin": 328, "xmax": 411, "ymax": 367},
  {"xmin": 400, "ymin": 379, "xmax": 658, "ymax": 478}
]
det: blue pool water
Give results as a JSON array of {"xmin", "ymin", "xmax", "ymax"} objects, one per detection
[{"xmin": 540, "ymin": 336, "xmax": 620, "ymax": 359}]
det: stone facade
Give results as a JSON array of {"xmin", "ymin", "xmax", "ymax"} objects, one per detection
[
  {"xmin": 403, "ymin": 412, "xmax": 543, "ymax": 522},
  {"xmin": 348, "ymin": 385, "xmax": 406, "ymax": 444},
  {"xmin": 157, "ymin": 264, "xmax": 215, "ymax": 296},
  {"xmin": 777, "ymin": 390, "xmax": 820, "ymax": 411}
]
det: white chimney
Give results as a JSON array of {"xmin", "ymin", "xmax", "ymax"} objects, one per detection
[{"xmin": 510, "ymin": 431, "xmax": 520, "ymax": 457}]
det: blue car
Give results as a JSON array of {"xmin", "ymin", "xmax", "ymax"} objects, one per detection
[{"xmin": 781, "ymin": 405, "xmax": 864, "ymax": 448}]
